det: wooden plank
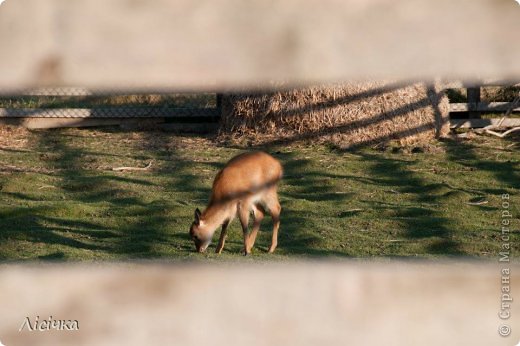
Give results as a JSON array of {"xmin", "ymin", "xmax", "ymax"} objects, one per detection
[
  {"xmin": 0, "ymin": 117, "xmax": 219, "ymax": 131},
  {"xmin": 450, "ymin": 118, "xmax": 520, "ymax": 129},
  {"xmin": 0, "ymin": 0, "xmax": 519, "ymax": 90},
  {"xmin": 480, "ymin": 79, "xmax": 520, "ymax": 87},
  {"xmin": 441, "ymin": 80, "xmax": 519, "ymax": 89},
  {"xmin": 216, "ymin": 93, "xmax": 223, "ymax": 115},
  {"xmin": 0, "ymin": 263, "xmax": 518, "ymax": 346},
  {"xmin": 449, "ymin": 102, "xmax": 520, "ymax": 113},
  {"xmin": 15, "ymin": 87, "xmax": 93, "ymax": 97},
  {"xmin": 0, "ymin": 107, "xmax": 219, "ymax": 118},
  {"xmin": 0, "ymin": 117, "xmax": 164, "ymax": 129},
  {"xmin": 0, "ymin": 88, "xmax": 217, "ymax": 97}
]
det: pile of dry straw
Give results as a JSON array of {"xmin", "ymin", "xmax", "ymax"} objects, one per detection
[{"xmin": 220, "ymin": 81, "xmax": 450, "ymax": 148}]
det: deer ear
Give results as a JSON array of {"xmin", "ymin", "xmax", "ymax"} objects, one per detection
[{"xmin": 194, "ymin": 208, "xmax": 202, "ymax": 224}]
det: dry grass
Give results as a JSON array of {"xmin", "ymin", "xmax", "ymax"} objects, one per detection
[
  {"xmin": 0, "ymin": 124, "xmax": 31, "ymax": 149},
  {"xmin": 220, "ymin": 81, "xmax": 449, "ymax": 148},
  {"xmin": 481, "ymin": 85, "xmax": 520, "ymax": 102}
]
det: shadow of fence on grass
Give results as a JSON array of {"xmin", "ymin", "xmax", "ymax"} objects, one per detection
[
  {"xmin": 356, "ymin": 152, "xmax": 466, "ymax": 256},
  {"xmin": 0, "ymin": 129, "xmax": 183, "ymax": 260}
]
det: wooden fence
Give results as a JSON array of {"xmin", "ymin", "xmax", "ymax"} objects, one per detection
[
  {"xmin": 1, "ymin": 263, "xmax": 519, "ymax": 346},
  {"xmin": 449, "ymin": 81, "xmax": 520, "ymax": 129}
]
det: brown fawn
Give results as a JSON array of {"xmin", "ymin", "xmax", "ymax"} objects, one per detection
[{"xmin": 189, "ymin": 151, "xmax": 283, "ymax": 255}]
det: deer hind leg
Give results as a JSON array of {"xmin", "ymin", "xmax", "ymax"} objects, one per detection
[
  {"xmin": 215, "ymin": 220, "xmax": 230, "ymax": 254},
  {"xmin": 246, "ymin": 204, "xmax": 265, "ymax": 253},
  {"xmin": 265, "ymin": 188, "xmax": 281, "ymax": 253},
  {"xmin": 238, "ymin": 200, "xmax": 252, "ymax": 255}
]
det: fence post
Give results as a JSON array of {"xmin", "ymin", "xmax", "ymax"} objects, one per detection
[
  {"xmin": 466, "ymin": 84, "xmax": 481, "ymax": 119},
  {"xmin": 216, "ymin": 93, "xmax": 223, "ymax": 117}
]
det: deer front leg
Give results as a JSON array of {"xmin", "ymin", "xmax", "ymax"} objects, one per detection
[
  {"xmin": 267, "ymin": 195, "xmax": 281, "ymax": 254},
  {"xmin": 269, "ymin": 215, "xmax": 280, "ymax": 253},
  {"xmin": 246, "ymin": 204, "xmax": 265, "ymax": 253},
  {"xmin": 238, "ymin": 202, "xmax": 251, "ymax": 256},
  {"xmin": 215, "ymin": 220, "xmax": 230, "ymax": 254}
]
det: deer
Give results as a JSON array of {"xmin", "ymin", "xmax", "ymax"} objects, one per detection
[{"xmin": 189, "ymin": 151, "xmax": 283, "ymax": 255}]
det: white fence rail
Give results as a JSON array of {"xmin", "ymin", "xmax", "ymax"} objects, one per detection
[{"xmin": 0, "ymin": 0, "xmax": 519, "ymax": 91}]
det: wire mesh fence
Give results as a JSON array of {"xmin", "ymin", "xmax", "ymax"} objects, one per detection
[
  {"xmin": 1, "ymin": 84, "xmax": 519, "ymax": 132},
  {"xmin": 0, "ymin": 88, "xmax": 220, "ymax": 120}
]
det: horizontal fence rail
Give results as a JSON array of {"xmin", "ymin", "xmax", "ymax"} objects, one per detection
[
  {"xmin": 1, "ymin": 263, "xmax": 519, "ymax": 346},
  {"xmin": 450, "ymin": 102, "xmax": 520, "ymax": 113},
  {"xmin": 0, "ymin": 0, "xmax": 520, "ymax": 91},
  {"xmin": 0, "ymin": 107, "xmax": 219, "ymax": 118},
  {"xmin": 450, "ymin": 118, "xmax": 520, "ymax": 129}
]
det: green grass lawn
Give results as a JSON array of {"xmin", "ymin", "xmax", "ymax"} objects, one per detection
[{"xmin": 0, "ymin": 127, "xmax": 518, "ymax": 261}]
